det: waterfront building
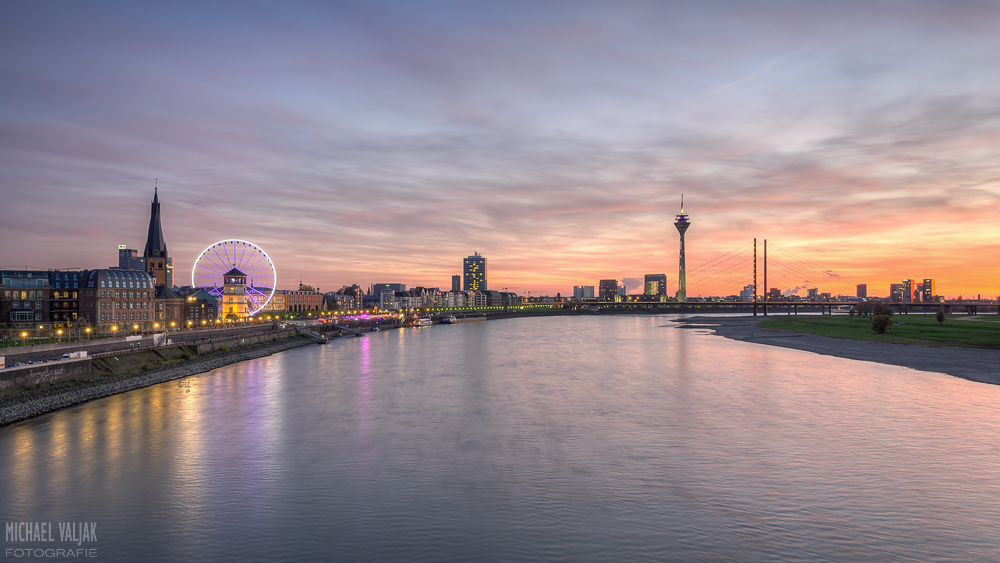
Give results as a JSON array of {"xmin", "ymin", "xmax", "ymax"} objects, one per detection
[
  {"xmin": 286, "ymin": 289, "xmax": 324, "ymax": 312},
  {"xmin": 598, "ymin": 279, "xmax": 618, "ymax": 301},
  {"xmin": 176, "ymin": 287, "xmax": 219, "ymax": 327},
  {"xmin": 444, "ymin": 291, "xmax": 466, "ymax": 308},
  {"xmin": 142, "ymin": 187, "xmax": 170, "ymax": 289},
  {"xmin": 922, "ymin": 279, "xmax": 936, "ymax": 302},
  {"xmin": 379, "ymin": 289, "xmax": 396, "ymax": 310},
  {"xmin": 452, "ymin": 275, "xmax": 461, "ymax": 292},
  {"xmin": 768, "ymin": 288, "xmax": 782, "ymax": 301},
  {"xmin": 221, "ymin": 268, "xmax": 250, "ymax": 320},
  {"xmin": 807, "ymin": 288, "xmax": 819, "ymax": 302},
  {"xmin": 471, "ymin": 291, "xmax": 488, "ymax": 308},
  {"xmin": 263, "ymin": 290, "xmax": 287, "ymax": 314},
  {"xmin": 644, "ymin": 274, "xmax": 667, "ymax": 296},
  {"xmin": 463, "ymin": 252, "xmax": 487, "ymax": 292},
  {"xmin": 674, "ymin": 195, "xmax": 691, "ymax": 302},
  {"xmin": 573, "ymin": 285, "xmax": 595, "ymax": 299},
  {"xmin": 79, "ymin": 269, "xmax": 157, "ymax": 331},
  {"xmin": 740, "ymin": 285, "xmax": 754, "ymax": 302},
  {"xmin": 857, "ymin": 284, "xmax": 867, "ymax": 299},
  {"xmin": 1, "ymin": 270, "xmax": 52, "ymax": 328}
]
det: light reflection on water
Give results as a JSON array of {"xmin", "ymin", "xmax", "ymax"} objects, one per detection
[{"xmin": 2, "ymin": 315, "xmax": 1000, "ymax": 562}]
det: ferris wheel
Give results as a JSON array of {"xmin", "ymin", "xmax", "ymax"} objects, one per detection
[{"xmin": 192, "ymin": 239, "xmax": 276, "ymax": 315}]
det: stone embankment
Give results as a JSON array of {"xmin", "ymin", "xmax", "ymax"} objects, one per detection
[{"xmin": 0, "ymin": 336, "xmax": 313, "ymax": 427}]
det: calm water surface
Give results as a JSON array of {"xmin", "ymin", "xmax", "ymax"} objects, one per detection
[{"xmin": 2, "ymin": 316, "xmax": 1000, "ymax": 562}]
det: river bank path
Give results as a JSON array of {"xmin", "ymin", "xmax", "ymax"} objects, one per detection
[{"xmin": 677, "ymin": 315, "xmax": 1000, "ymax": 386}]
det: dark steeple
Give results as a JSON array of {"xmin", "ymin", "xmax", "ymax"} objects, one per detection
[{"xmin": 144, "ymin": 185, "xmax": 167, "ymax": 258}]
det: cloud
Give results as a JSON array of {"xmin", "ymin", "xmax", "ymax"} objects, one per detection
[{"xmin": 1, "ymin": 2, "xmax": 999, "ymax": 298}]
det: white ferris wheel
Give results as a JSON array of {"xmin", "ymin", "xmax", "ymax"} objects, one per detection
[{"xmin": 191, "ymin": 239, "xmax": 276, "ymax": 315}]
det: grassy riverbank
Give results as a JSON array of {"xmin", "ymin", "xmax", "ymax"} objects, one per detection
[{"xmin": 757, "ymin": 314, "xmax": 1000, "ymax": 349}]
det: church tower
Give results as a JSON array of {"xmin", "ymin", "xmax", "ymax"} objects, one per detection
[{"xmin": 144, "ymin": 186, "xmax": 169, "ymax": 288}]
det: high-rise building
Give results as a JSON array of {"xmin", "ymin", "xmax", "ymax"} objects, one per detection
[
  {"xmin": 598, "ymin": 279, "xmax": 618, "ymax": 301},
  {"xmin": 143, "ymin": 187, "xmax": 169, "ymax": 289},
  {"xmin": 644, "ymin": 274, "xmax": 667, "ymax": 296},
  {"xmin": 573, "ymin": 285, "xmax": 595, "ymax": 299},
  {"xmin": 857, "ymin": 284, "xmax": 867, "ymax": 299},
  {"xmin": 463, "ymin": 252, "xmax": 486, "ymax": 291},
  {"xmin": 740, "ymin": 284, "xmax": 755, "ymax": 302},
  {"xmin": 901, "ymin": 279, "xmax": 914, "ymax": 303},
  {"xmin": 674, "ymin": 195, "xmax": 691, "ymax": 302},
  {"xmin": 451, "ymin": 275, "xmax": 461, "ymax": 292},
  {"xmin": 768, "ymin": 288, "xmax": 781, "ymax": 301},
  {"xmin": 117, "ymin": 245, "xmax": 145, "ymax": 270},
  {"xmin": 373, "ymin": 283, "xmax": 406, "ymax": 294},
  {"xmin": 890, "ymin": 283, "xmax": 905, "ymax": 302},
  {"xmin": 922, "ymin": 279, "xmax": 935, "ymax": 302},
  {"xmin": 807, "ymin": 288, "xmax": 819, "ymax": 301}
]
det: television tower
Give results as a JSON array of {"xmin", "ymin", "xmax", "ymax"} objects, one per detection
[{"xmin": 674, "ymin": 194, "xmax": 691, "ymax": 302}]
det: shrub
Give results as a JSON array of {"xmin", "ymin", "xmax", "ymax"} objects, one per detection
[
  {"xmin": 872, "ymin": 314, "xmax": 893, "ymax": 334},
  {"xmin": 140, "ymin": 364, "xmax": 150, "ymax": 371},
  {"xmin": 936, "ymin": 309, "xmax": 945, "ymax": 325},
  {"xmin": 872, "ymin": 302, "xmax": 895, "ymax": 317},
  {"xmin": 219, "ymin": 345, "xmax": 230, "ymax": 352},
  {"xmin": 180, "ymin": 352, "xmax": 192, "ymax": 361}
]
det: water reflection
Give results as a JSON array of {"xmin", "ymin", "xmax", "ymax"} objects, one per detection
[{"xmin": 2, "ymin": 316, "xmax": 1000, "ymax": 563}]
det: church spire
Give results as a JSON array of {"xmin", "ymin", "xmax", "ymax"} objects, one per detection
[{"xmin": 144, "ymin": 183, "xmax": 167, "ymax": 259}]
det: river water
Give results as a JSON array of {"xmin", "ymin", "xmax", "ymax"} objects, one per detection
[{"xmin": 2, "ymin": 315, "xmax": 1000, "ymax": 562}]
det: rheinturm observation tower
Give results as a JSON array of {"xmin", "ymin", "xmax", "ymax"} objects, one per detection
[{"xmin": 674, "ymin": 195, "xmax": 691, "ymax": 302}]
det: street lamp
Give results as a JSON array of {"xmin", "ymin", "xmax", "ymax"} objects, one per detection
[
  {"xmin": 111, "ymin": 326, "xmax": 118, "ymax": 337},
  {"xmin": 57, "ymin": 329, "xmax": 63, "ymax": 343},
  {"xmin": 21, "ymin": 331, "xmax": 27, "ymax": 346},
  {"xmin": 85, "ymin": 327, "xmax": 91, "ymax": 340}
]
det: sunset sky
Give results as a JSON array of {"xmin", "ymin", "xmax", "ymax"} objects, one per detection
[{"xmin": 2, "ymin": 1, "xmax": 999, "ymax": 299}]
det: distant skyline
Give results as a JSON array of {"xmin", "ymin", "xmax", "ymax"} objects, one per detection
[{"xmin": 2, "ymin": 1, "xmax": 999, "ymax": 298}]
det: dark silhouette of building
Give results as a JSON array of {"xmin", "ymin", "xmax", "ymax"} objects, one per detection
[
  {"xmin": 451, "ymin": 275, "xmax": 461, "ymax": 292},
  {"xmin": 463, "ymin": 252, "xmax": 486, "ymax": 291},
  {"xmin": 857, "ymin": 284, "xmax": 867, "ymax": 299}
]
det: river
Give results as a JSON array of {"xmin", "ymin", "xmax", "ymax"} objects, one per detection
[{"xmin": 2, "ymin": 315, "xmax": 1000, "ymax": 562}]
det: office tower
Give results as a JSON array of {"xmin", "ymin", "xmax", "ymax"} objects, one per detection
[
  {"xmin": 452, "ymin": 275, "xmax": 461, "ymax": 292},
  {"xmin": 674, "ymin": 195, "xmax": 691, "ymax": 302},
  {"xmin": 922, "ymin": 279, "xmax": 935, "ymax": 302},
  {"xmin": 857, "ymin": 284, "xmax": 867, "ymax": 299},
  {"xmin": 463, "ymin": 252, "xmax": 486, "ymax": 291},
  {"xmin": 598, "ymin": 279, "xmax": 618, "ymax": 301},
  {"xmin": 117, "ymin": 245, "xmax": 145, "ymax": 270},
  {"xmin": 573, "ymin": 285, "xmax": 595, "ymax": 299},
  {"xmin": 902, "ymin": 279, "xmax": 913, "ymax": 303},
  {"xmin": 890, "ymin": 283, "xmax": 905, "ymax": 302},
  {"xmin": 644, "ymin": 274, "xmax": 667, "ymax": 296},
  {"xmin": 373, "ymin": 283, "xmax": 406, "ymax": 294}
]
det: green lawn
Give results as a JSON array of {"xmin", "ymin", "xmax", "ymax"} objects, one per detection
[{"xmin": 758, "ymin": 314, "xmax": 1000, "ymax": 349}]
